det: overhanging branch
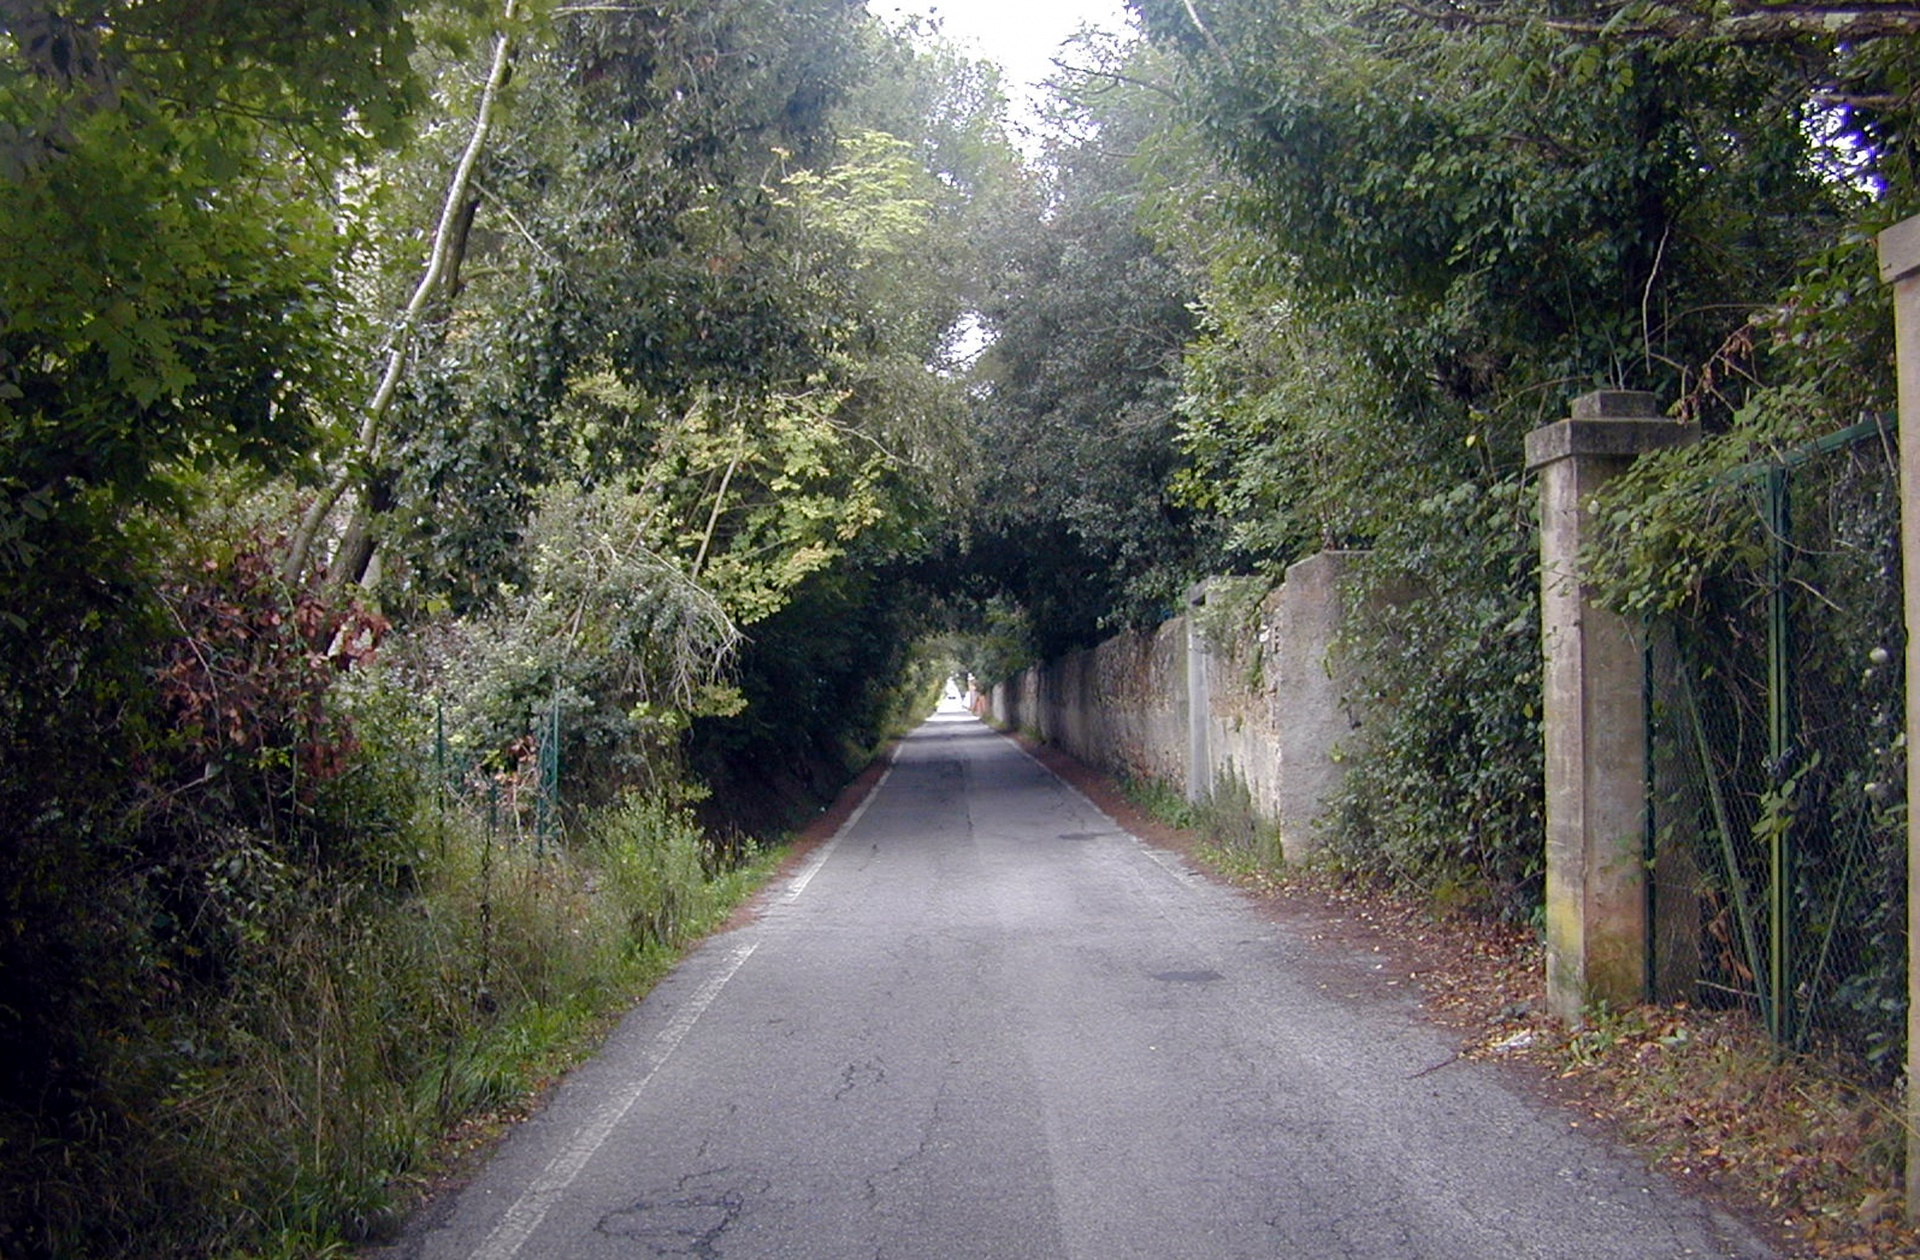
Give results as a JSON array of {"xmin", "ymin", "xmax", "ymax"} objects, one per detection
[{"xmin": 1394, "ymin": 0, "xmax": 1920, "ymax": 43}]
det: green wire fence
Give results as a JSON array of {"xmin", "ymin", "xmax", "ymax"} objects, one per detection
[{"xmin": 1648, "ymin": 414, "xmax": 1907, "ymax": 1072}]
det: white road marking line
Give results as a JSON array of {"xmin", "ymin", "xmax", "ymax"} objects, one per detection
[
  {"xmin": 1000, "ymin": 730, "xmax": 1199, "ymax": 885},
  {"xmin": 470, "ymin": 935, "xmax": 758, "ymax": 1260},
  {"xmin": 470, "ymin": 748, "xmax": 898, "ymax": 1258}
]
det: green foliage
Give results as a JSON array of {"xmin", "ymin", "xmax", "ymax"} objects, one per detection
[
  {"xmin": 0, "ymin": 6, "xmax": 1020, "ymax": 1256},
  {"xmin": 1142, "ymin": 0, "xmax": 1877, "ymax": 562},
  {"xmin": 1169, "ymin": 261, "xmax": 1483, "ymax": 573},
  {"xmin": 0, "ymin": 107, "xmax": 337, "ymax": 489},
  {"xmin": 1116, "ymin": 770, "xmax": 1200, "ymax": 832},
  {"xmin": 844, "ymin": 16, "xmax": 1011, "ymax": 209},
  {"xmin": 1767, "ymin": 225, "xmax": 1900, "ymax": 416},
  {"xmin": 0, "ymin": 550, "xmax": 413, "ymax": 1254},
  {"xmin": 591, "ymin": 794, "xmax": 722, "ymax": 952},
  {"xmin": 44, "ymin": 0, "xmax": 423, "ymax": 149},
  {"xmin": 687, "ymin": 547, "xmax": 942, "ymax": 837},
  {"xmin": 1117, "ymin": 764, "xmax": 1282, "ymax": 873},
  {"xmin": 0, "ymin": 529, "xmax": 407, "ymax": 1243},
  {"xmin": 0, "ymin": 14, "xmax": 432, "ymax": 1198},
  {"xmin": 337, "ymin": 2, "xmax": 980, "ymax": 623},
  {"xmin": 1198, "ymin": 765, "xmax": 1284, "ymax": 872},
  {"xmin": 1583, "ymin": 385, "xmax": 1839, "ymax": 618},
  {"xmin": 1138, "ymin": 0, "xmax": 1856, "ymax": 380},
  {"xmin": 1321, "ymin": 479, "xmax": 1546, "ymax": 917},
  {"xmin": 1114, "ymin": 0, "xmax": 1920, "ymax": 926},
  {"xmin": 0, "ymin": 678, "xmax": 769, "ymax": 1258},
  {"xmin": 315, "ymin": 0, "xmax": 885, "ymax": 603},
  {"xmin": 0, "ymin": 0, "xmax": 424, "ymax": 612},
  {"xmin": 1615, "ymin": 414, "xmax": 1906, "ymax": 1068},
  {"xmin": 388, "ymin": 478, "xmax": 741, "ymax": 812},
  {"xmin": 921, "ymin": 597, "xmax": 1037, "ymax": 689},
  {"xmin": 36, "ymin": 0, "xmax": 1920, "ymax": 1244},
  {"xmin": 958, "ymin": 42, "xmax": 1215, "ymax": 654},
  {"xmin": 630, "ymin": 383, "xmax": 912, "ymax": 625}
]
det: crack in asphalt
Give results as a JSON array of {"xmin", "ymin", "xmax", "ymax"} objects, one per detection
[
  {"xmin": 833, "ymin": 1057, "xmax": 887, "ymax": 1101},
  {"xmin": 860, "ymin": 1047, "xmax": 962, "ymax": 1212},
  {"xmin": 595, "ymin": 1170, "xmax": 769, "ymax": 1259},
  {"xmin": 401, "ymin": 716, "xmax": 1781, "ymax": 1260}
]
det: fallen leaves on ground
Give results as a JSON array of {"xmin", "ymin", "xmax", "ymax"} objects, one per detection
[{"xmin": 1280, "ymin": 875, "xmax": 1920, "ymax": 1260}]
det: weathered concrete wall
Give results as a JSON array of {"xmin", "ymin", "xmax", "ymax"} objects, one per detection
[
  {"xmin": 1258, "ymin": 551, "xmax": 1360, "ymax": 846},
  {"xmin": 989, "ymin": 619, "xmax": 1189, "ymax": 789},
  {"xmin": 989, "ymin": 550, "xmax": 1362, "ymax": 857}
]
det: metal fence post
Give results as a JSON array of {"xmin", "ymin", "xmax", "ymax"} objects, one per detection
[
  {"xmin": 1764, "ymin": 464, "xmax": 1795, "ymax": 1049},
  {"xmin": 435, "ymin": 698, "xmax": 448, "ymax": 859},
  {"xmin": 529, "ymin": 689, "xmax": 561, "ymax": 859}
]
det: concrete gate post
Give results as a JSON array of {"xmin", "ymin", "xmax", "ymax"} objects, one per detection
[
  {"xmin": 1525, "ymin": 391, "xmax": 1698, "ymax": 1023},
  {"xmin": 1186, "ymin": 581, "xmax": 1214, "ymax": 806},
  {"xmin": 1876, "ymin": 213, "xmax": 1920, "ymax": 1221}
]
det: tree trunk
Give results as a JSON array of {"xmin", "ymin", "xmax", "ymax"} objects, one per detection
[
  {"xmin": 325, "ymin": 475, "xmax": 395, "ymax": 590},
  {"xmin": 283, "ymin": 0, "xmax": 520, "ymax": 584}
]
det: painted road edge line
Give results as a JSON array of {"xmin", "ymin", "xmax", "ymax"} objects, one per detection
[
  {"xmin": 470, "ymin": 935, "xmax": 759, "ymax": 1260},
  {"xmin": 469, "ymin": 744, "xmax": 898, "ymax": 1257},
  {"xmin": 997, "ymin": 726, "xmax": 1200, "ymax": 886},
  {"xmin": 783, "ymin": 757, "xmax": 896, "ymax": 903}
]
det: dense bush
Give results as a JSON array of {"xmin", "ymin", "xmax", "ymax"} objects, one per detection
[
  {"xmin": 1, "ymin": 707, "xmax": 758, "ymax": 1258},
  {"xmin": 385, "ymin": 481, "xmax": 743, "ymax": 819},
  {"xmin": 1320, "ymin": 478, "xmax": 1546, "ymax": 920},
  {"xmin": 688, "ymin": 554, "xmax": 944, "ymax": 838},
  {"xmin": 0, "ymin": 3, "xmax": 995, "ymax": 1253},
  {"xmin": 0, "ymin": 515, "xmax": 784, "ymax": 1257}
]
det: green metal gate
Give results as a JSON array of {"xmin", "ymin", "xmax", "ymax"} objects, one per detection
[{"xmin": 1649, "ymin": 415, "xmax": 1907, "ymax": 1071}]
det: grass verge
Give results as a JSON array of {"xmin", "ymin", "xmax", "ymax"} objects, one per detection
[{"xmin": 0, "ymin": 793, "xmax": 790, "ymax": 1260}]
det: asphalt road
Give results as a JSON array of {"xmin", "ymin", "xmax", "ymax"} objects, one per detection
[{"xmin": 385, "ymin": 708, "xmax": 1775, "ymax": 1260}]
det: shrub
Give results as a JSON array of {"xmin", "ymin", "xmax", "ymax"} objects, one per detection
[
  {"xmin": 1320, "ymin": 476, "xmax": 1545, "ymax": 920},
  {"xmin": 590, "ymin": 794, "xmax": 721, "ymax": 955}
]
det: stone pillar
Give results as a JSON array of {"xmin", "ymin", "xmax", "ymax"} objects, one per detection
[
  {"xmin": 1186, "ymin": 581, "xmax": 1214, "ymax": 805},
  {"xmin": 1876, "ymin": 213, "xmax": 1920, "ymax": 1221},
  {"xmin": 1525, "ymin": 390, "xmax": 1698, "ymax": 1023},
  {"xmin": 1271, "ymin": 551, "xmax": 1363, "ymax": 857}
]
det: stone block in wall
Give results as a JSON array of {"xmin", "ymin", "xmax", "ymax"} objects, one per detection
[{"xmin": 1270, "ymin": 552, "xmax": 1367, "ymax": 855}]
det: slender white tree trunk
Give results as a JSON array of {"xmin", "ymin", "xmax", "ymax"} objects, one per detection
[{"xmin": 285, "ymin": 0, "xmax": 521, "ymax": 583}]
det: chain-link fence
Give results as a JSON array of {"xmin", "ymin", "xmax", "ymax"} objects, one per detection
[
  {"xmin": 1649, "ymin": 415, "xmax": 1907, "ymax": 1074},
  {"xmin": 432, "ymin": 691, "xmax": 565, "ymax": 858}
]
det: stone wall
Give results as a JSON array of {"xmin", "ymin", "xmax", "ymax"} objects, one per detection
[{"xmin": 989, "ymin": 550, "xmax": 1363, "ymax": 857}]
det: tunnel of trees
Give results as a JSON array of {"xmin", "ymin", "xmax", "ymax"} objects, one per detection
[{"xmin": 2, "ymin": 0, "xmax": 1917, "ymax": 1252}]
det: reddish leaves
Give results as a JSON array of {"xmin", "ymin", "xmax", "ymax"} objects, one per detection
[{"xmin": 151, "ymin": 546, "xmax": 386, "ymax": 795}]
